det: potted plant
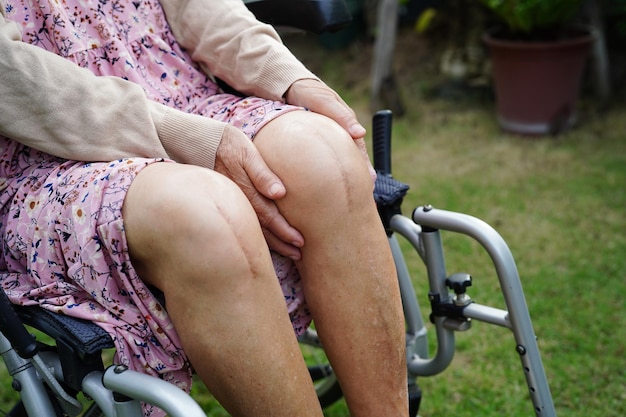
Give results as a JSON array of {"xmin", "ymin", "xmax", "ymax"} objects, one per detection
[{"xmin": 479, "ymin": 0, "xmax": 594, "ymax": 135}]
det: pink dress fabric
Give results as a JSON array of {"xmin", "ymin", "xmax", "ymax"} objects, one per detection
[{"xmin": 0, "ymin": 0, "xmax": 311, "ymax": 414}]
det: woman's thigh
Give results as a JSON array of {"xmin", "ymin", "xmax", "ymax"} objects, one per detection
[{"xmin": 121, "ymin": 162, "xmax": 260, "ymax": 274}]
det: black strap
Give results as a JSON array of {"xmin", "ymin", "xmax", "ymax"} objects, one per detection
[{"xmin": 374, "ymin": 173, "xmax": 409, "ymax": 207}]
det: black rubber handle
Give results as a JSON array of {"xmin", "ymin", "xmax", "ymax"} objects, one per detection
[
  {"xmin": 372, "ymin": 109, "xmax": 393, "ymax": 176},
  {"xmin": 0, "ymin": 288, "xmax": 38, "ymax": 358}
]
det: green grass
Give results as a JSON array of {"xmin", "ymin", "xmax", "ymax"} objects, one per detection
[{"xmin": 2, "ymin": 31, "xmax": 625, "ymax": 417}]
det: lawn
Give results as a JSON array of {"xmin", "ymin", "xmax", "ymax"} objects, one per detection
[{"xmin": 2, "ymin": 28, "xmax": 625, "ymax": 417}]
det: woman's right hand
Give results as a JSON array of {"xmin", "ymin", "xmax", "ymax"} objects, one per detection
[{"xmin": 213, "ymin": 125, "xmax": 304, "ymax": 260}]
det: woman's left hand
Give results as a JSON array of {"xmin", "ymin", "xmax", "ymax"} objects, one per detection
[{"xmin": 284, "ymin": 79, "xmax": 376, "ymax": 182}]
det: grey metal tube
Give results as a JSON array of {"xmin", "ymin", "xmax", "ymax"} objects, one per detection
[
  {"xmin": 103, "ymin": 365, "xmax": 206, "ymax": 417},
  {"xmin": 112, "ymin": 395, "xmax": 143, "ymax": 417},
  {"xmin": 463, "ymin": 303, "xmax": 510, "ymax": 329},
  {"xmin": 0, "ymin": 334, "xmax": 58, "ymax": 417},
  {"xmin": 406, "ymin": 316, "xmax": 456, "ymax": 377},
  {"xmin": 412, "ymin": 206, "xmax": 556, "ymax": 417},
  {"xmin": 412, "ymin": 227, "xmax": 458, "ymax": 376},
  {"xmin": 391, "ymin": 217, "xmax": 458, "ymax": 376},
  {"xmin": 391, "ymin": 215, "xmax": 456, "ymax": 376},
  {"xmin": 420, "ymin": 227, "xmax": 452, "ymax": 301},
  {"xmin": 389, "ymin": 214, "xmax": 425, "ymax": 262},
  {"xmin": 387, "ymin": 232, "xmax": 428, "ymax": 360},
  {"xmin": 390, "ymin": 214, "xmax": 459, "ymax": 376},
  {"xmin": 81, "ymin": 371, "xmax": 116, "ymax": 417}
]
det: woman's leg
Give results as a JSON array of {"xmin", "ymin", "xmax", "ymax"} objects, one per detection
[
  {"xmin": 122, "ymin": 163, "xmax": 323, "ymax": 417},
  {"xmin": 254, "ymin": 111, "xmax": 409, "ymax": 417}
]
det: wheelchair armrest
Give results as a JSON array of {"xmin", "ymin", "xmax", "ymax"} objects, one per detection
[
  {"xmin": 244, "ymin": 0, "xmax": 352, "ymax": 34},
  {"xmin": 15, "ymin": 306, "xmax": 114, "ymax": 391},
  {"xmin": 15, "ymin": 306, "xmax": 114, "ymax": 358}
]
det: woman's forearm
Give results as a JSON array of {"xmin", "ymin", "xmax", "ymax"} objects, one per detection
[
  {"xmin": 0, "ymin": 5, "xmax": 223, "ymax": 168},
  {"xmin": 160, "ymin": 0, "xmax": 318, "ymax": 101}
]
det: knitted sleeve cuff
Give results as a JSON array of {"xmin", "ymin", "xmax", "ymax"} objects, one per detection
[{"xmin": 150, "ymin": 102, "xmax": 224, "ymax": 170}]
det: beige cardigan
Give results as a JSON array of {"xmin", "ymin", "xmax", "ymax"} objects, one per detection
[{"xmin": 0, "ymin": 0, "xmax": 317, "ymax": 169}]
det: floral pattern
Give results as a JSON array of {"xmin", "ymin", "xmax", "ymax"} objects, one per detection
[{"xmin": 1, "ymin": 0, "xmax": 311, "ymax": 415}]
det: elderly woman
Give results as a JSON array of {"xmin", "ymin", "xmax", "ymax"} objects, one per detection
[{"xmin": 0, "ymin": 0, "xmax": 408, "ymax": 415}]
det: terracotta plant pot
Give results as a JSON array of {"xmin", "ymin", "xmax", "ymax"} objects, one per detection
[{"xmin": 483, "ymin": 28, "xmax": 594, "ymax": 135}]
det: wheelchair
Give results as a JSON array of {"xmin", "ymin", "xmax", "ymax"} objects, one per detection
[{"xmin": 0, "ymin": 1, "xmax": 557, "ymax": 416}]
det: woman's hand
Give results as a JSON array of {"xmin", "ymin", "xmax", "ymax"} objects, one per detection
[
  {"xmin": 214, "ymin": 125, "xmax": 304, "ymax": 260},
  {"xmin": 284, "ymin": 79, "xmax": 375, "ymax": 181},
  {"xmin": 285, "ymin": 79, "xmax": 365, "ymax": 138}
]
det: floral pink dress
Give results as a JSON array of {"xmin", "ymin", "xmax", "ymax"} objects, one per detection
[{"xmin": 0, "ymin": 0, "xmax": 311, "ymax": 414}]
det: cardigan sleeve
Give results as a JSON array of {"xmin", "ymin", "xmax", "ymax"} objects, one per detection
[
  {"xmin": 0, "ymin": 2, "xmax": 224, "ymax": 169},
  {"xmin": 159, "ymin": 0, "xmax": 319, "ymax": 101}
]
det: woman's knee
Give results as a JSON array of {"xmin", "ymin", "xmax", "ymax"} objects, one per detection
[
  {"xmin": 123, "ymin": 163, "xmax": 262, "ymax": 268},
  {"xmin": 254, "ymin": 111, "xmax": 373, "ymax": 204}
]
